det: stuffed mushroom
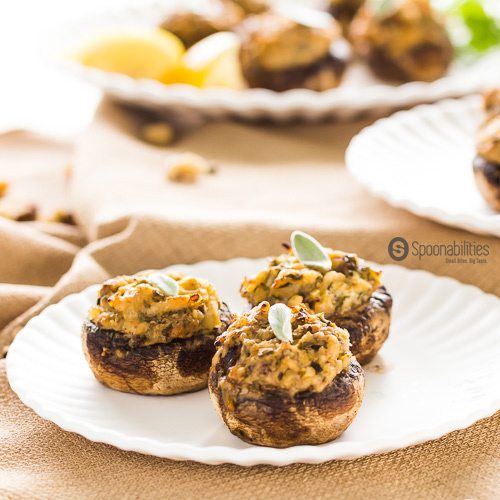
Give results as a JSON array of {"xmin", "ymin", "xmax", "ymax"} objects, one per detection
[
  {"xmin": 82, "ymin": 271, "xmax": 232, "ymax": 395},
  {"xmin": 209, "ymin": 301, "xmax": 364, "ymax": 447},
  {"xmin": 238, "ymin": 9, "xmax": 351, "ymax": 91},
  {"xmin": 240, "ymin": 231, "xmax": 392, "ymax": 364},
  {"xmin": 350, "ymin": 0, "xmax": 453, "ymax": 82},
  {"xmin": 473, "ymin": 90, "xmax": 500, "ymax": 211},
  {"xmin": 160, "ymin": 0, "xmax": 244, "ymax": 47}
]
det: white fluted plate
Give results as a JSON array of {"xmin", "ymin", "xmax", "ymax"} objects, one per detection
[
  {"xmin": 346, "ymin": 95, "xmax": 500, "ymax": 236},
  {"xmin": 6, "ymin": 258, "xmax": 500, "ymax": 466},
  {"xmin": 53, "ymin": 0, "xmax": 500, "ymax": 121}
]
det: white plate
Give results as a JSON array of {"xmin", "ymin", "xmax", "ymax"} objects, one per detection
[
  {"xmin": 53, "ymin": 0, "xmax": 500, "ymax": 121},
  {"xmin": 346, "ymin": 95, "xmax": 500, "ymax": 237},
  {"xmin": 6, "ymin": 258, "xmax": 500, "ymax": 466}
]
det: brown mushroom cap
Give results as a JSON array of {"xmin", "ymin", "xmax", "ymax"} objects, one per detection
[
  {"xmin": 82, "ymin": 303, "xmax": 233, "ymax": 395},
  {"xmin": 332, "ymin": 286, "xmax": 392, "ymax": 365},
  {"xmin": 209, "ymin": 359, "xmax": 364, "ymax": 447}
]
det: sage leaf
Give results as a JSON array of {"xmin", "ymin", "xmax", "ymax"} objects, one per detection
[
  {"xmin": 291, "ymin": 231, "xmax": 332, "ymax": 272},
  {"xmin": 147, "ymin": 273, "xmax": 179, "ymax": 296},
  {"xmin": 268, "ymin": 303, "xmax": 293, "ymax": 343}
]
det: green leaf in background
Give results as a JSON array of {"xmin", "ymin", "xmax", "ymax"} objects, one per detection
[
  {"xmin": 268, "ymin": 303, "xmax": 293, "ymax": 343},
  {"xmin": 449, "ymin": 0, "xmax": 500, "ymax": 54},
  {"xmin": 291, "ymin": 230, "xmax": 332, "ymax": 272},
  {"xmin": 146, "ymin": 273, "xmax": 179, "ymax": 296}
]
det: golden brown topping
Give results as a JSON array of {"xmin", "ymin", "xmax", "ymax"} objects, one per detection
[
  {"xmin": 239, "ymin": 10, "xmax": 341, "ymax": 71},
  {"xmin": 476, "ymin": 114, "xmax": 500, "ymax": 165},
  {"xmin": 350, "ymin": 0, "xmax": 453, "ymax": 82},
  {"xmin": 240, "ymin": 249, "xmax": 381, "ymax": 317},
  {"xmin": 160, "ymin": 0, "xmax": 244, "ymax": 47},
  {"xmin": 214, "ymin": 302, "xmax": 352, "ymax": 397},
  {"xmin": 166, "ymin": 152, "xmax": 216, "ymax": 184},
  {"xmin": 88, "ymin": 271, "xmax": 224, "ymax": 345}
]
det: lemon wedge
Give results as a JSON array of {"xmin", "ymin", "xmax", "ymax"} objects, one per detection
[
  {"xmin": 75, "ymin": 29, "xmax": 185, "ymax": 81},
  {"xmin": 177, "ymin": 31, "xmax": 245, "ymax": 89}
]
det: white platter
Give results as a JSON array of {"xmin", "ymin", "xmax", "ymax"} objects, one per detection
[
  {"xmin": 6, "ymin": 258, "xmax": 500, "ymax": 466},
  {"xmin": 53, "ymin": 0, "xmax": 500, "ymax": 121},
  {"xmin": 346, "ymin": 95, "xmax": 500, "ymax": 237}
]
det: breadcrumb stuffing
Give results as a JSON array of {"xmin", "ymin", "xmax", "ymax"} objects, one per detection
[{"xmin": 89, "ymin": 271, "xmax": 224, "ymax": 346}]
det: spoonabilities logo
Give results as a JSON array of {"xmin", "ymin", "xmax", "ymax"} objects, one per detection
[{"xmin": 388, "ymin": 237, "xmax": 409, "ymax": 261}]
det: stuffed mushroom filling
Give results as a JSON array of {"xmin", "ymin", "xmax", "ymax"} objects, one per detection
[
  {"xmin": 240, "ymin": 249, "xmax": 381, "ymax": 318},
  {"xmin": 215, "ymin": 302, "xmax": 352, "ymax": 402},
  {"xmin": 88, "ymin": 272, "xmax": 224, "ymax": 347}
]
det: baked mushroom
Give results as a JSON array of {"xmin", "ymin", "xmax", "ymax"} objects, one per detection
[
  {"xmin": 238, "ymin": 9, "xmax": 351, "ymax": 91},
  {"xmin": 159, "ymin": 0, "xmax": 244, "ymax": 47},
  {"xmin": 209, "ymin": 301, "xmax": 364, "ymax": 447},
  {"xmin": 473, "ymin": 92, "xmax": 500, "ymax": 211},
  {"xmin": 82, "ymin": 271, "xmax": 232, "ymax": 395},
  {"xmin": 327, "ymin": 0, "xmax": 365, "ymax": 37},
  {"xmin": 240, "ymin": 231, "xmax": 392, "ymax": 364},
  {"xmin": 350, "ymin": 0, "xmax": 453, "ymax": 82}
]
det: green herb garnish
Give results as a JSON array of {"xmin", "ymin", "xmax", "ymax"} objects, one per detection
[
  {"xmin": 291, "ymin": 231, "xmax": 332, "ymax": 273},
  {"xmin": 146, "ymin": 273, "xmax": 179, "ymax": 296},
  {"xmin": 268, "ymin": 304, "xmax": 293, "ymax": 343}
]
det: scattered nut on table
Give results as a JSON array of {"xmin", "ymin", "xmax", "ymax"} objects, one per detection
[
  {"xmin": 47, "ymin": 209, "xmax": 77, "ymax": 225},
  {"xmin": 0, "ymin": 181, "xmax": 9, "ymax": 198},
  {"xmin": 0, "ymin": 203, "xmax": 37, "ymax": 222},
  {"xmin": 141, "ymin": 122, "xmax": 175, "ymax": 147},
  {"xmin": 166, "ymin": 152, "xmax": 217, "ymax": 184}
]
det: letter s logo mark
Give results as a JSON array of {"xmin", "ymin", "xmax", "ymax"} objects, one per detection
[{"xmin": 388, "ymin": 237, "xmax": 409, "ymax": 261}]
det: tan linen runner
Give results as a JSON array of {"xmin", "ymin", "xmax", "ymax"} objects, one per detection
[{"xmin": 0, "ymin": 102, "xmax": 498, "ymax": 498}]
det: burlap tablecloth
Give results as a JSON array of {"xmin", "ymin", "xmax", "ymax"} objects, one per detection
[{"xmin": 0, "ymin": 102, "xmax": 498, "ymax": 498}]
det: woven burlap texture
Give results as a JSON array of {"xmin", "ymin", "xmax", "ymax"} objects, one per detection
[{"xmin": 0, "ymin": 102, "xmax": 498, "ymax": 498}]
